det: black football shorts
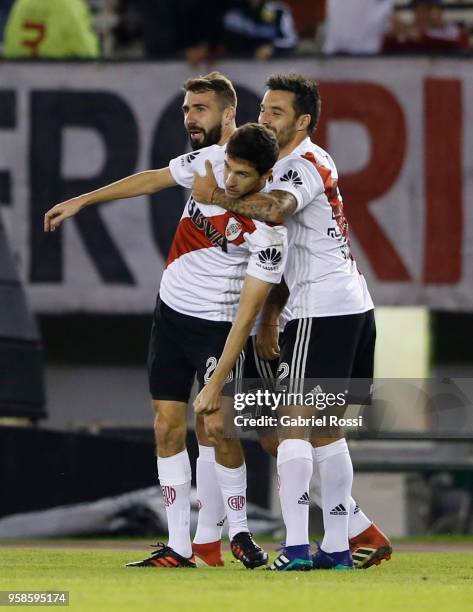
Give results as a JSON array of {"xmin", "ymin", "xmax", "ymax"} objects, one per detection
[
  {"xmin": 148, "ymin": 298, "xmax": 245, "ymax": 402},
  {"xmin": 277, "ymin": 309, "xmax": 376, "ymax": 404}
]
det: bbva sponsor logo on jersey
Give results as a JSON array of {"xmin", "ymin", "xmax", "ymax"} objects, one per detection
[
  {"xmin": 257, "ymin": 247, "xmax": 282, "ymax": 271},
  {"xmin": 225, "ymin": 217, "xmax": 242, "ymax": 241}
]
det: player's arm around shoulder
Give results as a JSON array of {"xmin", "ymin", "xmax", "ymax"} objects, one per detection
[
  {"xmin": 43, "ymin": 167, "xmax": 176, "ymax": 232},
  {"xmin": 203, "ymin": 185, "xmax": 297, "ymax": 224},
  {"xmin": 198, "ymin": 154, "xmax": 324, "ymax": 224}
]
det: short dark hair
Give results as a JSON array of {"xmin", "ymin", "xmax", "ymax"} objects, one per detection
[
  {"xmin": 266, "ymin": 73, "xmax": 321, "ymax": 133},
  {"xmin": 226, "ymin": 123, "xmax": 279, "ymax": 175},
  {"xmin": 183, "ymin": 71, "xmax": 237, "ymax": 109}
]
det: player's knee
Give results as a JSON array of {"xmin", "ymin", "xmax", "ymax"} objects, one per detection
[
  {"xmin": 195, "ymin": 413, "xmax": 212, "ymax": 445},
  {"xmin": 204, "ymin": 417, "xmax": 224, "ymax": 445},
  {"xmin": 155, "ymin": 414, "xmax": 186, "ymax": 452}
]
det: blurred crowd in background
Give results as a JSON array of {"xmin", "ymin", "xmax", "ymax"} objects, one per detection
[{"xmin": 0, "ymin": 0, "xmax": 471, "ymax": 61}]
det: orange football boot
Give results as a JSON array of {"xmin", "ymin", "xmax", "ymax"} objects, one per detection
[
  {"xmin": 349, "ymin": 523, "xmax": 392, "ymax": 569},
  {"xmin": 192, "ymin": 540, "xmax": 225, "ymax": 567}
]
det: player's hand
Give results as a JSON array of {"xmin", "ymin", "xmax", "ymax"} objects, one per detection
[
  {"xmin": 44, "ymin": 196, "xmax": 86, "ymax": 232},
  {"xmin": 256, "ymin": 323, "xmax": 280, "ymax": 360},
  {"xmin": 192, "ymin": 160, "xmax": 218, "ymax": 204},
  {"xmin": 194, "ymin": 382, "xmax": 222, "ymax": 415}
]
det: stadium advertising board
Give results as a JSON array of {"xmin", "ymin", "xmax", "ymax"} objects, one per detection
[{"xmin": 1, "ymin": 58, "xmax": 472, "ymax": 312}]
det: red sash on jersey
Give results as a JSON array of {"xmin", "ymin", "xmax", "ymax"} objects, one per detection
[
  {"xmin": 166, "ymin": 200, "xmax": 256, "ymax": 268},
  {"xmin": 300, "ymin": 151, "xmax": 359, "ymax": 269},
  {"xmin": 301, "ymin": 151, "xmax": 349, "ymax": 241}
]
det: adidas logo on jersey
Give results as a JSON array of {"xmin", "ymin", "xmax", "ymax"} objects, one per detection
[
  {"xmin": 280, "ymin": 169, "xmax": 303, "ymax": 187},
  {"xmin": 330, "ymin": 504, "xmax": 348, "ymax": 515},
  {"xmin": 298, "ymin": 492, "xmax": 310, "ymax": 505},
  {"xmin": 186, "ymin": 151, "xmax": 201, "ymax": 164},
  {"xmin": 225, "ymin": 217, "xmax": 242, "ymax": 241},
  {"xmin": 257, "ymin": 247, "xmax": 282, "ymax": 270}
]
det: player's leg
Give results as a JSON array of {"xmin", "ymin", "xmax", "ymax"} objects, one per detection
[
  {"xmin": 127, "ymin": 299, "xmax": 196, "ymax": 568},
  {"xmin": 244, "ymin": 335, "xmax": 337, "ymax": 543},
  {"xmin": 193, "ymin": 332, "xmax": 267, "ymax": 569},
  {"xmin": 244, "ymin": 334, "xmax": 280, "ymax": 458},
  {"xmin": 192, "ymin": 413, "xmax": 226, "ymax": 566},
  {"xmin": 267, "ymin": 320, "xmax": 315, "ymax": 571},
  {"xmin": 203, "ymin": 395, "xmax": 268, "ymax": 569},
  {"xmin": 248, "ymin": 327, "xmax": 383, "ymax": 563},
  {"xmin": 346, "ymin": 309, "xmax": 392, "ymax": 568},
  {"xmin": 265, "ymin": 428, "xmax": 365, "ymax": 571},
  {"xmin": 153, "ymin": 399, "xmax": 193, "ymax": 559},
  {"xmin": 301, "ymin": 313, "xmax": 367, "ymax": 570}
]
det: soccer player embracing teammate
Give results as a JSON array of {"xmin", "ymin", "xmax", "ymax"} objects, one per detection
[
  {"xmin": 194, "ymin": 74, "xmax": 392, "ymax": 571},
  {"xmin": 44, "ymin": 73, "xmax": 286, "ymax": 569},
  {"xmin": 44, "ymin": 71, "xmax": 391, "ymax": 571}
]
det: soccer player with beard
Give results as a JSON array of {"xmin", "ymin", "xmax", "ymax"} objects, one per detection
[
  {"xmin": 44, "ymin": 75, "xmax": 284, "ymax": 569},
  {"xmin": 193, "ymin": 74, "xmax": 392, "ymax": 571}
]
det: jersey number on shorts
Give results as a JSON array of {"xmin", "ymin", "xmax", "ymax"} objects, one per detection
[
  {"xmin": 277, "ymin": 362, "xmax": 290, "ymax": 380},
  {"xmin": 204, "ymin": 357, "xmax": 234, "ymax": 385}
]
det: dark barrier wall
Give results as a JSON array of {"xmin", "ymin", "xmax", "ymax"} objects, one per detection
[{"xmin": 0, "ymin": 428, "xmax": 270, "ymax": 517}]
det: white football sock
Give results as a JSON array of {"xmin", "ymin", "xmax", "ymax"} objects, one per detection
[
  {"xmin": 311, "ymin": 446, "xmax": 370, "ymax": 539},
  {"xmin": 214, "ymin": 462, "xmax": 248, "ymax": 540},
  {"xmin": 311, "ymin": 447, "xmax": 323, "ymax": 507},
  {"xmin": 193, "ymin": 445, "xmax": 226, "ymax": 544},
  {"xmin": 277, "ymin": 439, "xmax": 313, "ymax": 547},
  {"xmin": 348, "ymin": 498, "xmax": 372, "ymax": 539},
  {"xmin": 157, "ymin": 450, "xmax": 192, "ymax": 558},
  {"xmin": 316, "ymin": 438, "xmax": 353, "ymax": 553}
]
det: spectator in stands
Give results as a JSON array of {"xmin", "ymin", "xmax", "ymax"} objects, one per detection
[
  {"xmin": 384, "ymin": 0, "xmax": 470, "ymax": 52},
  {"xmin": 3, "ymin": 0, "xmax": 99, "ymax": 58},
  {"xmin": 323, "ymin": 0, "xmax": 393, "ymax": 55},
  {"xmin": 136, "ymin": 0, "xmax": 225, "ymax": 65},
  {"xmin": 222, "ymin": 0, "xmax": 298, "ymax": 60},
  {"xmin": 0, "ymin": 0, "xmax": 15, "ymax": 44}
]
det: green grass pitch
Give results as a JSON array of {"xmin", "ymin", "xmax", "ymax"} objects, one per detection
[{"xmin": 1, "ymin": 546, "xmax": 473, "ymax": 612}]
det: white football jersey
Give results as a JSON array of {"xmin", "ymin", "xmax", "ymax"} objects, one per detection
[
  {"xmin": 162, "ymin": 145, "xmax": 287, "ymax": 322},
  {"xmin": 270, "ymin": 137, "xmax": 374, "ymax": 319}
]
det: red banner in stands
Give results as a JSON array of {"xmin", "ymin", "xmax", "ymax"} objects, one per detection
[{"xmin": 0, "ymin": 59, "xmax": 472, "ymax": 312}]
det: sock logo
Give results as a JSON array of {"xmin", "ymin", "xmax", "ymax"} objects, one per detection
[
  {"xmin": 161, "ymin": 486, "xmax": 176, "ymax": 507},
  {"xmin": 228, "ymin": 495, "xmax": 246, "ymax": 511},
  {"xmin": 353, "ymin": 504, "xmax": 360, "ymax": 515},
  {"xmin": 298, "ymin": 492, "xmax": 310, "ymax": 505},
  {"xmin": 330, "ymin": 504, "xmax": 348, "ymax": 515}
]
